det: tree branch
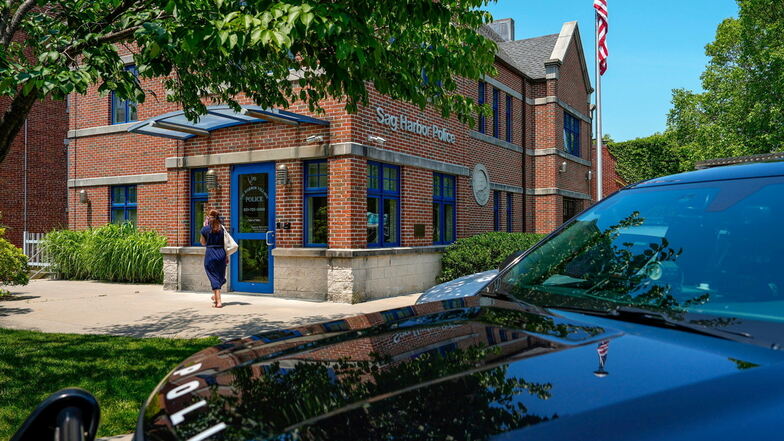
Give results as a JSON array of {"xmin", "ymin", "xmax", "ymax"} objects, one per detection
[{"xmin": 1, "ymin": 0, "xmax": 35, "ymax": 47}]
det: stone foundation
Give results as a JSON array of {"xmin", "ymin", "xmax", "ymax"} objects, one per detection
[
  {"xmin": 273, "ymin": 246, "xmax": 445, "ymax": 303},
  {"xmin": 162, "ymin": 246, "xmax": 443, "ymax": 303},
  {"xmin": 161, "ymin": 247, "xmax": 229, "ymax": 293}
]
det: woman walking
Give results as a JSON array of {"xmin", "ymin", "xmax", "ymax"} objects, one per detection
[{"xmin": 200, "ymin": 210, "xmax": 228, "ymax": 308}]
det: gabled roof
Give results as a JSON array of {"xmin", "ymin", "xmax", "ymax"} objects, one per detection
[{"xmin": 498, "ymin": 34, "xmax": 559, "ymax": 79}]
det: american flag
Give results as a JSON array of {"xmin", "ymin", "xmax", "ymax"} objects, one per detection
[
  {"xmin": 594, "ymin": 0, "xmax": 609, "ymax": 75},
  {"xmin": 597, "ymin": 340, "xmax": 609, "ymax": 367}
]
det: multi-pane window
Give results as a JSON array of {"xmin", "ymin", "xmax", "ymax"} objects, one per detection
[
  {"xmin": 111, "ymin": 65, "xmax": 139, "ymax": 124},
  {"xmin": 564, "ymin": 112, "xmax": 581, "ymax": 156},
  {"xmin": 111, "ymin": 185, "xmax": 137, "ymax": 225},
  {"xmin": 506, "ymin": 192, "xmax": 513, "ymax": 233},
  {"xmin": 367, "ymin": 162, "xmax": 400, "ymax": 247},
  {"xmin": 433, "ymin": 173, "xmax": 456, "ymax": 245},
  {"xmin": 492, "ymin": 88, "xmax": 500, "ymax": 138},
  {"xmin": 493, "ymin": 191, "xmax": 501, "ymax": 231},
  {"xmin": 191, "ymin": 169, "xmax": 208, "ymax": 245},
  {"xmin": 477, "ymin": 81, "xmax": 486, "ymax": 134},
  {"xmin": 505, "ymin": 94, "xmax": 513, "ymax": 143},
  {"xmin": 305, "ymin": 160, "xmax": 328, "ymax": 247},
  {"xmin": 563, "ymin": 197, "xmax": 581, "ymax": 223}
]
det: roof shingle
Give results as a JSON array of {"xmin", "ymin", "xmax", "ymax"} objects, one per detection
[{"xmin": 498, "ymin": 34, "xmax": 559, "ymax": 79}]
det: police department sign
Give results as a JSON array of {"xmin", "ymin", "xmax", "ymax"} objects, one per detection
[{"xmin": 375, "ymin": 107, "xmax": 456, "ymax": 144}]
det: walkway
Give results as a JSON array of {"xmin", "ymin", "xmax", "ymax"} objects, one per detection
[{"xmin": 0, "ymin": 280, "xmax": 419, "ymax": 340}]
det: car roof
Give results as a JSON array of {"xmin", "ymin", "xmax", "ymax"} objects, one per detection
[{"xmin": 628, "ymin": 161, "xmax": 784, "ymax": 189}]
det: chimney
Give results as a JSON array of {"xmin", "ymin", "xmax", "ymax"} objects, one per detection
[{"xmin": 488, "ymin": 18, "xmax": 515, "ymax": 42}]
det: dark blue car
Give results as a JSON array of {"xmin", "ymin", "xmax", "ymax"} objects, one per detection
[{"xmin": 15, "ymin": 162, "xmax": 784, "ymax": 441}]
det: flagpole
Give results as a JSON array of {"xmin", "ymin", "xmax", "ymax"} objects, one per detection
[{"xmin": 595, "ymin": 12, "xmax": 603, "ymax": 201}]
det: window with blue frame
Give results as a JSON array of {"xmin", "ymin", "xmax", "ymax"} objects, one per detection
[
  {"xmin": 493, "ymin": 191, "xmax": 501, "ymax": 231},
  {"xmin": 564, "ymin": 112, "xmax": 581, "ymax": 156},
  {"xmin": 191, "ymin": 169, "xmax": 208, "ymax": 245},
  {"xmin": 477, "ymin": 81, "xmax": 486, "ymax": 133},
  {"xmin": 111, "ymin": 65, "xmax": 139, "ymax": 124},
  {"xmin": 110, "ymin": 185, "xmax": 137, "ymax": 225},
  {"xmin": 367, "ymin": 162, "xmax": 400, "ymax": 247},
  {"xmin": 304, "ymin": 160, "xmax": 328, "ymax": 247},
  {"xmin": 506, "ymin": 94, "xmax": 513, "ymax": 143},
  {"xmin": 432, "ymin": 173, "xmax": 456, "ymax": 245},
  {"xmin": 506, "ymin": 192, "xmax": 513, "ymax": 232},
  {"xmin": 492, "ymin": 88, "xmax": 500, "ymax": 138}
]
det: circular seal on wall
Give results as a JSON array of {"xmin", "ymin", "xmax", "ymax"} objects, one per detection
[{"xmin": 471, "ymin": 164, "xmax": 491, "ymax": 206}]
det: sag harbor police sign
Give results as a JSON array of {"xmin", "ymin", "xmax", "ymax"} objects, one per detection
[{"xmin": 376, "ymin": 107, "xmax": 456, "ymax": 144}]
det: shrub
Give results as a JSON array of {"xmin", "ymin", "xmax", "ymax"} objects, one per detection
[
  {"xmin": 0, "ymin": 227, "xmax": 29, "ymax": 295},
  {"xmin": 43, "ymin": 223, "xmax": 167, "ymax": 283},
  {"xmin": 41, "ymin": 229, "xmax": 90, "ymax": 280},
  {"xmin": 438, "ymin": 232, "xmax": 545, "ymax": 283}
]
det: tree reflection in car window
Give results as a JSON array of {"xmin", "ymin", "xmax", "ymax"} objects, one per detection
[{"xmin": 496, "ymin": 177, "xmax": 784, "ymax": 335}]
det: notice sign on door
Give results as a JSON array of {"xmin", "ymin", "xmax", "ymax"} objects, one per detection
[{"xmin": 240, "ymin": 174, "xmax": 269, "ymax": 233}]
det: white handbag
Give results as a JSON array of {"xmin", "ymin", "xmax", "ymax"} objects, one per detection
[{"xmin": 222, "ymin": 225, "xmax": 239, "ymax": 256}]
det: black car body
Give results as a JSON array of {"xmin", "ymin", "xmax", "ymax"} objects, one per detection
[{"xmin": 133, "ymin": 161, "xmax": 784, "ymax": 441}]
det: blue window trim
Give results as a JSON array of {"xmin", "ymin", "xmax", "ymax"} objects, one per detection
[
  {"xmin": 506, "ymin": 192, "xmax": 513, "ymax": 233},
  {"xmin": 505, "ymin": 94, "xmax": 513, "ymax": 143},
  {"xmin": 110, "ymin": 65, "xmax": 139, "ymax": 125},
  {"xmin": 478, "ymin": 81, "xmax": 486, "ymax": 134},
  {"xmin": 564, "ymin": 112, "xmax": 581, "ymax": 157},
  {"xmin": 190, "ymin": 169, "xmax": 208, "ymax": 246},
  {"xmin": 367, "ymin": 161, "xmax": 401, "ymax": 248},
  {"xmin": 493, "ymin": 191, "xmax": 501, "ymax": 231},
  {"xmin": 492, "ymin": 88, "xmax": 500, "ymax": 138},
  {"xmin": 433, "ymin": 173, "xmax": 457, "ymax": 245},
  {"xmin": 304, "ymin": 160, "xmax": 328, "ymax": 248},
  {"xmin": 110, "ymin": 185, "xmax": 137, "ymax": 224}
]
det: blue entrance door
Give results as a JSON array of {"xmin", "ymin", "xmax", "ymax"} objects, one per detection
[{"xmin": 231, "ymin": 163, "xmax": 276, "ymax": 293}]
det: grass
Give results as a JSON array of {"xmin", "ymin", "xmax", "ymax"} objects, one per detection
[{"xmin": 0, "ymin": 329, "xmax": 219, "ymax": 439}]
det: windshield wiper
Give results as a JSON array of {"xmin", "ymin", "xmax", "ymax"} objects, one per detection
[{"xmin": 549, "ymin": 305, "xmax": 754, "ymax": 342}]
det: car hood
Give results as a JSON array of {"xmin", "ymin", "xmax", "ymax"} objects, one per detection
[{"xmin": 137, "ymin": 297, "xmax": 784, "ymax": 441}]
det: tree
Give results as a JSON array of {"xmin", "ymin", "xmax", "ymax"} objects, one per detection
[
  {"xmin": 0, "ymin": 0, "xmax": 499, "ymax": 163},
  {"xmin": 607, "ymin": 133, "xmax": 687, "ymax": 183},
  {"xmin": 667, "ymin": 0, "xmax": 784, "ymax": 160}
]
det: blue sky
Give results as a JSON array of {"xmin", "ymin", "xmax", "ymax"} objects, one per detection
[{"xmin": 484, "ymin": 0, "xmax": 739, "ymax": 142}]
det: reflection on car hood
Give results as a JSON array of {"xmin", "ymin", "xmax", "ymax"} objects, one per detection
[{"xmin": 137, "ymin": 297, "xmax": 784, "ymax": 441}]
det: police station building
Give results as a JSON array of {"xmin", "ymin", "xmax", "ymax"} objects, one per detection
[{"xmin": 66, "ymin": 20, "xmax": 595, "ymax": 303}]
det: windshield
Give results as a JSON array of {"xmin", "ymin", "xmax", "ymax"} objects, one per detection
[{"xmin": 496, "ymin": 175, "xmax": 784, "ymax": 345}]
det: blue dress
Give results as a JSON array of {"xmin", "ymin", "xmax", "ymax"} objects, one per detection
[{"xmin": 201, "ymin": 226, "xmax": 227, "ymax": 290}]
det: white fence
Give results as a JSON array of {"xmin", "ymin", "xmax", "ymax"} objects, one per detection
[{"xmin": 23, "ymin": 231, "xmax": 50, "ymax": 269}]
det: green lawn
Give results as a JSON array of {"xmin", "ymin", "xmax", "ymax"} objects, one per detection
[{"xmin": 0, "ymin": 329, "xmax": 219, "ymax": 439}]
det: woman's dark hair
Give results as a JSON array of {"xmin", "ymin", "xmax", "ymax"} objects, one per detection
[{"xmin": 209, "ymin": 209, "xmax": 222, "ymax": 233}]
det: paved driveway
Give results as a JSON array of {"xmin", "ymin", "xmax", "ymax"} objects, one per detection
[{"xmin": 0, "ymin": 280, "xmax": 419, "ymax": 340}]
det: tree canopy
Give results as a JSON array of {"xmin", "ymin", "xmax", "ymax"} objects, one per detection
[
  {"xmin": 610, "ymin": 0, "xmax": 783, "ymax": 181},
  {"xmin": 0, "ymin": 0, "xmax": 499, "ymax": 163},
  {"xmin": 667, "ymin": 0, "xmax": 784, "ymax": 161}
]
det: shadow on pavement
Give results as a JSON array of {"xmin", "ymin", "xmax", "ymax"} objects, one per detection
[
  {"xmin": 87, "ymin": 309, "xmax": 350, "ymax": 340},
  {"xmin": 0, "ymin": 306, "xmax": 33, "ymax": 317},
  {"xmin": 0, "ymin": 295, "xmax": 40, "ymax": 302}
]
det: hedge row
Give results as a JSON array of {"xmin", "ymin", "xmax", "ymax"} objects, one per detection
[
  {"xmin": 43, "ymin": 223, "xmax": 167, "ymax": 283},
  {"xmin": 438, "ymin": 232, "xmax": 545, "ymax": 283}
]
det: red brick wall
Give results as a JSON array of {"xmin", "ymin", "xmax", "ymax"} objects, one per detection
[
  {"xmin": 0, "ymin": 97, "xmax": 68, "ymax": 247},
  {"xmin": 67, "ymin": 29, "xmax": 594, "ymax": 246}
]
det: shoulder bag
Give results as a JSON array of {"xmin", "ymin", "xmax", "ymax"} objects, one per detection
[{"xmin": 222, "ymin": 225, "xmax": 239, "ymax": 256}]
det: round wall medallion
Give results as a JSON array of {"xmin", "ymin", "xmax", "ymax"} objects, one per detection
[{"xmin": 472, "ymin": 164, "xmax": 491, "ymax": 206}]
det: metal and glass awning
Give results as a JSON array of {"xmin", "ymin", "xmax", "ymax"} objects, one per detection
[{"xmin": 127, "ymin": 105, "xmax": 329, "ymax": 140}]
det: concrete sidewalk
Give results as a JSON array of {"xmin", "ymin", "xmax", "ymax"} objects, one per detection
[{"xmin": 0, "ymin": 280, "xmax": 418, "ymax": 340}]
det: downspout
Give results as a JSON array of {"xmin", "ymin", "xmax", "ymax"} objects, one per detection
[{"xmin": 23, "ymin": 118, "xmax": 28, "ymax": 234}]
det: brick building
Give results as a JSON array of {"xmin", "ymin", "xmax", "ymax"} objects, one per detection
[
  {"xmin": 0, "ymin": 97, "xmax": 68, "ymax": 247},
  {"xmin": 66, "ymin": 20, "xmax": 595, "ymax": 302}
]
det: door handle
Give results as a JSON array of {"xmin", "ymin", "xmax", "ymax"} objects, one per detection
[{"xmin": 265, "ymin": 231, "xmax": 276, "ymax": 246}]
